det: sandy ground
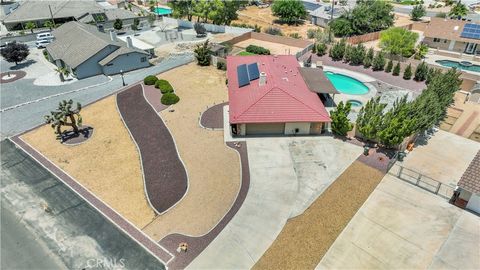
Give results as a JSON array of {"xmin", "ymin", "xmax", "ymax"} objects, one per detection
[
  {"xmin": 234, "ymin": 38, "xmax": 303, "ymax": 55},
  {"xmin": 252, "ymin": 161, "xmax": 385, "ymax": 270},
  {"xmin": 233, "ymin": 6, "xmax": 318, "ymax": 38},
  {"xmin": 21, "ymin": 96, "xmax": 156, "ymax": 228},
  {"xmin": 445, "ymin": 92, "xmax": 480, "ymax": 141},
  {"xmin": 142, "ymin": 63, "xmax": 241, "ymax": 241},
  {"xmin": 394, "ymin": 12, "xmax": 415, "ymax": 27}
]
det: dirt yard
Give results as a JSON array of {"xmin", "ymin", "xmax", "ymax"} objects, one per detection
[
  {"xmin": 21, "ymin": 96, "xmax": 156, "ymax": 228},
  {"xmin": 252, "ymin": 161, "xmax": 385, "ymax": 270},
  {"xmin": 142, "ymin": 63, "xmax": 241, "ymax": 241},
  {"xmin": 233, "ymin": 6, "xmax": 318, "ymax": 38},
  {"xmin": 234, "ymin": 38, "xmax": 304, "ymax": 55}
]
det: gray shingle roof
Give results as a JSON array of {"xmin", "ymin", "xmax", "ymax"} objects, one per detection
[
  {"xmin": 46, "ymin": 21, "xmax": 147, "ymax": 68},
  {"xmin": 298, "ymin": 67, "xmax": 339, "ymax": 94},
  {"xmin": 458, "ymin": 151, "xmax": 480, "ymax": 194}
]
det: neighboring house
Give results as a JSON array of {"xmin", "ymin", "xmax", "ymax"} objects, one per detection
[
  {"xmin": 301, "ymin": 0, "xmax": 348, "ymax": 27},
  {"xmin": 46, "ymin": 21, "xmax": 150, "ymax": 79},
  {"xmin": 452, "ymin": 151, "xmax": 480, "ymax": 214},
  {"xmin": 1, "ymin": 0, "xmax": 145, "ymax": 31},
  {"xmin": 422, "ymin": 17, "xmax": 480, "ymax": 55},
  {"xmin": 227, "ymin": 55, "xmax": 331, "ymax": 136}
]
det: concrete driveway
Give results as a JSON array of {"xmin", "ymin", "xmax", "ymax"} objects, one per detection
[
  {"xmin": 188, "ymin": 136, "xmax": 361, "ymax": 269},
  {"xmin": 317, "ymin": 174, "xmax": 480, "ymax": 269}
]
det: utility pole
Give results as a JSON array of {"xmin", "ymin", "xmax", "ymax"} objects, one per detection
[
  {"xmin": 48, "ymin": 5, "xmax": 56, "ymax": 28},
  {"xmin": 328, "ymin": 0, "xmax": 335, "ymax": 43}
]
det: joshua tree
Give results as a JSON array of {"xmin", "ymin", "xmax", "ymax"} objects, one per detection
[{"xmin": 44, "ymin": 100, "xmax": 82, "ymax": 140}]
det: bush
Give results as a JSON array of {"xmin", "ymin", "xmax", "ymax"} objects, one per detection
[
  {"xmin": 194, "ymin": 39, "xmax": 211, "ymax": 66},
  {"xmin": 194, "ymin": 23, "xmax": 207, "ymax": 37},
  {"xmin": 155, "ymin": 79, "xmax": 174, "ymax": 94},
  {"xmin": 372, "ymin": 51, "xmax": 386, "ymax": 71},
  {"xmin": 403, "ymin": 63, "xmax": 412, "ymax": 80},
  {"xmin": 329, "ymin": 39, "xmax": 346, "ymax": 61},
  {"xmin": 349, "ymin": 44, "xmax": 366, "ymax": 66},
  {"xmin": 363, "ymin": 48, "xmax": 374, "ymax": 68},
  {"xmin": 246, "ymin": 44, "xmax": 270, "ymax": 55},
  {"xmin": 392, "ymin": 62, "xmax": 401, "ymax": 76},
  {"xmin": 385, "ymin": 59, "xmax": 393, "ymax": 73},
  {"xmin": 414, "ymin": 62, "xmax": 428, "ymax": 81},
  {"xmin": 265, "ymin": 26, "xmax": 283, "ymax": 36},
  {"xmin": 217, "ymin": 61, "xmax": 226, "ymax": 70},
  {"xmin": 289, "ymin": 32, "xmax": 301, "ymax": 39},
  {"xmin": 312, "ymin": 43, "xmax": 317, "ymax": 53},
  {"xmin": 161, "ymin": 93, "xmax": 180, "ymax": 105},
  {"xmin": 343, "ymin": 44, "xmax": 353, "ymax": 63},
  {"xmin": 144, "ymin": 75, "xmax": 158, "ymax": 85},
  {"xmin": 316, "ymin": 43, "xmax": 327, "ymax": 56}
]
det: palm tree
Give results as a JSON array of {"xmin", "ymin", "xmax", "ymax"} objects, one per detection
[
  {"xmin": 43, "ymin": 20, "xmax": 55, "ymax": 30},
  {"xmin": 44, "ymin": 100, "xmax": 83, "ymax": 141},
  {"xmin": 55, "ymin": 67, "xmax": 70, "ymax": 82},
  {"xmin": 25, "ymin": 21, "xmax": 36, "ymax": 33},
  {"xmin": 449, "ymin": 1, "xmax": 468, "ymax": 18}
]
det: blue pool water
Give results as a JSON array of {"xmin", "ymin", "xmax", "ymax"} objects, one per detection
[
  {"xmin": 435, "ymin": 60, "xmax": 480, "ymax": 73},
  {"xmin": 154, "ymin": 7, "xmax": 172, "ymax": 16},
  {"xmin": 347, "ymin": 100, "xmax": 363, "ymax": 107},
  {"xmin": 324, "ymin": 71, "xmax": 369, "ymax": 95}
]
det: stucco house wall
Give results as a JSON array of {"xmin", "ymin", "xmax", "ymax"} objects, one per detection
[
  {"xmin": 423, "ymin": 37, "xmax": 479, "ymax": 54},
  {"xmin": 73, "ymin": 45, "xmax": 118, "ymax": 79},
  {"xmin": 101, "ymin": 52, "xmax": 150, "ymax": 75}
]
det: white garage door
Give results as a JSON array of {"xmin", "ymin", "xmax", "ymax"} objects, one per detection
[
  {"xmin": 466, "ymin": 193, "xmax": 480, "ymax": 214},
  {"xmin": 246, "ymin": 123, "xmax": 285, "ymax": 135}
]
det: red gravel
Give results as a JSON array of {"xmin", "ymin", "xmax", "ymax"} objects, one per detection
[
  {"xmin": 117, "ymin": 85, "xmax": 188, "ymax": 214},
  {"xmin": 200, "ymin": 102, "xmax": 227, "ymax": 129},
  {"xmin": 0, "ymin": 70, "xmax": 26, "ymax": 83}
]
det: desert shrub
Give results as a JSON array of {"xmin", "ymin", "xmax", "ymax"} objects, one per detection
[
  {"xmin": 265, "ymin": 26, "xmax": 283, "ymax": 36},
  {"xmin": 316, "ymin": 43, "xmax": 327, "ymax": 56},
  {"xmin": 155, "ymin": 79, "xmax": 174, "ymax": 93},
  {"xmin": 217, "ymin": 61, "xmax": 226, "ymax": 70},
  {"xmin": 385, "ymin": 59, "xmax": 393, "ymax": 73},
  {"xmin": 161, "ymin": 93, "xmax": 180, "ymax": 105},
  {"xmin": 392, "ymin": 62, "xmax": 401, "ymax": 76},
  {"xmin": 289, "ymin": 32, "xmax": 301, "ymax": 39},
  {"xmin": 144, "ymin": 75, "xmax": 158, "ymax": 85},
  {"xmin": 246, "ymin": 45, "xmax": 270, "ymax": 55},
  {"xmin": 403, "ymin": 63, "xmax": 412, "ymax": 80}
]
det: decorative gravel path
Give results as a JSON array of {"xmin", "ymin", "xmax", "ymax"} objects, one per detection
[
  {"xmin": 117, "ymin": 84, "xmax": 188, "ymax": 214},
  {"xmin": 143, "ymin": 84, "xmax": 169, "ymax": 112},
  {"xmin": 159, "ymin": 141, "xmax": 250, "ymax": 270},
  {"xmin": 0, "ymin": 71, "xmax": 26, "ymax": 83},
  {"xmin": 200, "ymin": 102, "xmax": 227, "ymax": 129}
]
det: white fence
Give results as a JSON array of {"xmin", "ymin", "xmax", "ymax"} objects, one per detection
[{"xmin": 163, "ymin": 17, "xmax": 252, "ymax": 34}]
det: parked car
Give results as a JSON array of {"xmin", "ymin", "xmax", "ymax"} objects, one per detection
[
  {"xmin": 36, "ymin": 40, "xmax": 50, "ymax": 48},
  {"xmin": 36, "ymin": 32, "xmax": 54, "ymax": 41}
]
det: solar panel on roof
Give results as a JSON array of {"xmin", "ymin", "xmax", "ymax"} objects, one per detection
[
  {"xmin": 461, "ymin": 23, "xmax": 480, "ymax": 40},
  {"xmin": 247, "ymin": 63, "xmax": 260, "ymax": 81},
  {"xmin": 237, "ymin": 64, "xmax": 250, "ymax": 87}
]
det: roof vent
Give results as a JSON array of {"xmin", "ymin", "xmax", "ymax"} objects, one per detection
[
  {"xmin": 110, "ymin": 30, "xmax": 117, "ymax": 42},
  {"xmin": 126, "ymin": 36, "xmax": 133, "ymax": 48},
  {"xmin": 259, "ymin": 72, "xmax": 267, "ymax": 86}
]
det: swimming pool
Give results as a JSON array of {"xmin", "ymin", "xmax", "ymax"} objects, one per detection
[
  {"xmin": 435, "ymin": 60, "xmax": 480, "ymax": 73},
  {"xmin": 347, "ymin": 100, "xmax": 363, "ymax": 107},
  {"xmin": 324, "ymin": 71, "xmax": 369, "ymax": 95},
  {"xmin": 154, "ymin": 7, "xmax": 172, "ymax": 16}
]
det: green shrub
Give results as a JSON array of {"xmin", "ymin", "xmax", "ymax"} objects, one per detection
[
  {"xmin": 161, "ymin": 93, "xmax": 180, "ymax": 105},
  {"xmin": 392, "ymin": 62, "xmax": 401, "ymax": 76},
  {"xmin": 414, "ymin": 61, "xmax": 428, "ymax": 81},
  {"xmin": 385, "ymin": 60, "xmax": 393, "ymax": 73},
  {"xmin": 155, "ymin": 79, "xmax": 174, "ymax": 94},
  {"xmin": 372, "ymin": 51, "xmax": 386, "ymax": 71},
  {"xmin": 238, "ymin": 51, "xmax": 256, "ymax": 56},
  {"xmin": 217, "ymin": 61, "xmax": 226, "ymax": 70},
  {"xmin": 144, "ymin": 75, "xmax": 158, "ymax": 85},
  {"xmin": 403, "ymin": 63, "xmax": 412, "ymax": 80},
  {"xmin": 246, "ymin": 45, "xmax": 270, "ymax": 55},
  {"xmin": 349, "ymin": 44, "xmax": 366, "ymax": 66},
  {"xmin": 316, "ymin": 43, "xmax": 327, "ymax": 56},
  {"xmin": 289, "ymin": 32, "xmax": 301, "ymax": 39},
  {"xmin": 363, "ymin": 47, "xmax": 374, "ymax": 68},
  {"xmin": 265, "ymin": 26, "xmax": 283, "ymax": 36},
  {"xmin": 329, "ymin": 39, "xmax": 346, "ymax": 61}
]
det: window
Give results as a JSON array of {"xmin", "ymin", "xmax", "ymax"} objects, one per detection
[
  {"xmin": 106, "ymin": 63, "xmax": 113, "ymax": 66},
  {"xmin": 141, "ymin": 57, "xmax": 147, "ymax": 62},
  {"xmin": 444, "ymin": 39, "xmax": 448, "ymax": 43},
  {"xmin": 433, "ymin": 38, "xmax": 441, "ymax": 42}
]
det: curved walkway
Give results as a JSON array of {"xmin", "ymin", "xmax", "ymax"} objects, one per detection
[
  {"xmin": 200, "ymin": 102, "xmax": 227, "ymax": 129},
  {"xmin": 117, "ymin": 84, "xmax": 188, "ymax": 214},
  {"xmin": 159, "ymin": 141, "xmax": 250, "ymax": 270}
]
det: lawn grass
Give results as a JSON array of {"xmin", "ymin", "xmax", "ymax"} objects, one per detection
[{"xmin": 253, "ymin": 161, "xmax": 385, "ymax": 270}]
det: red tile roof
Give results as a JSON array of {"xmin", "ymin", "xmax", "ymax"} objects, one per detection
[
  {"xmin": 227, "ymin": 55, "xmax": 331, "ymax": 124},
  {"xmin": 458, "ymin": 151, "xmax": 480, "ymax": 194}
]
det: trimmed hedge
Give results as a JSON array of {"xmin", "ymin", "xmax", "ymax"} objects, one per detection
[
  {"xmin": 246, "ymin": 45, "xmax": 270, "ymax": 55},
  {"xmin": 144, "ymin": 75, "xmax": 158, "ymax": 85},
  {"xmin": 155, "ymin": 79, "xmax": 174, "ymax": 94},
  {"xmin": 161, "ymin": 93, "xmax": 180, "ymax": 105}
]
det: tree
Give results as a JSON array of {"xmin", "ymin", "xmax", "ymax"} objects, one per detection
[
  {"xmin": 44, "ymin": 100, "xmax": 83, "ymax": 141},
  {"xmin": 132, "ymin": 18, "xmax": 140, "ymax": 31},
  {"xmin": 380, "ymin": 27, "xmax": 418, "ymax": 57},
  {"xmin": 343, "ymin": 44, "xmax": 353, "ymax": 63},
  {"xmin": 113, "ymin": 19, "xmax": 123, "ymax": 30},
  {"xmin": 349, "ymin": 43, "xmax": 366, "ymax": 66},
  {"xmin": 410, "ymin": 89, "xmax": 443, "ymax": 133},
  {"xmin": 0, "ymin": 41, "xmax": 29, "ymax": 65},
  {"xmin": 403, "ymin": 63, "xmax": 412, "ymax": 80},
  {"xmin": 329, "ymin": 0, "xmax": 394, "ymax": 37},
  {"xmin": 194, "ymin": 39, "xmax": 212, "ymax": 66},
  {"xmin": 194, "ymin": 22, "xmax": 207, "ymax": 37},
  {"xmin": 426, "ymin": 67, "xmax": 442, "ymax": 85},
  {"xmin": 169, "ymin": 0, "xmax": 195, "ymax": 21},
  {"xmin": 356, "ymin": 97, "xmax": 386, "ymax": 142},
  {"xmin": 43, "ymin": 20, "xmax": 55, "ymax": 30},
  {"xmin": 55, "ymin": 67, "xmax": 71, "ymax": 82},
  {"xmin": 363, "ymin": 47, "xmax": 374, "ymax": 68},
  {"xmin": 392, "ymin": 62, "xmax": 401, "ymax": 76},
  {"xmin": 271, "ymin": 0, "xmax": 307, "ymax": 25},
  {"xmin": 427, "ymin": 68, "xmax": 462, "ymax": 113},
  {"xmin": 414, "ymin": 44, "xmax": 428, "ymax": 60},
  {"xmin": 385, "ymin": 59, "xmax": 393, "ymax": 73},
  {"xmin": 331, "ymin": 101, "xmax": 353, "ymax": 136},
  {"xmin": 372, "ymin": 51, "xmax": 386, "ymax": 71},
  {"xmin": 414, "ymin": 61, "xmax": 428, "ymax": 81},
  {"xmin": 329, "ymin": 39, "xmax": 346, "ymax": 61},
  {"xmin": 378, "ymin": 96, "xmax": 416, "ymax": 148},
  {"xmin": 25, "ymin": 21, "xmax": 36, "ymax": 33},
  {"xmin": 449, "ymin": 1, "xmax": 468, "ymax": 18},
  {"xmin": 410, "ymin": 5, "xmax": 426, "ymax": 21}
]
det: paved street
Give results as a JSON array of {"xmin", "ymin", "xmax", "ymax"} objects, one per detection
[{"xmin": 0, "ymin": 53, "xmax": 193, "ymax": 138}]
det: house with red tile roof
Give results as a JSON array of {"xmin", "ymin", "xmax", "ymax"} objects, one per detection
[{"xmin": 227, "ymin": 55, "xmax": 331, "ymax": 136}]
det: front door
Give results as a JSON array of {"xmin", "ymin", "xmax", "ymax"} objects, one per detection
[{"xmin": 464, "ymin": 42, "xmax": 477, "ymax": 54}]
